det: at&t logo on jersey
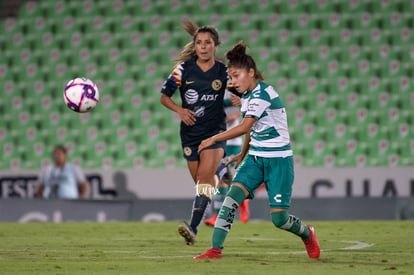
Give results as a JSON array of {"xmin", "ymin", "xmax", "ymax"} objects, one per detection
[
  {"xmin": 200, "ymin": 94, "xmax": 219, "ymax": 101},
  {"xmin": 184, "ymin": 89, "xmax": 219, "ymax": 104},
  {"xmin": 184, "ymin": 89, "xmax": 198, "ymax": 104}
]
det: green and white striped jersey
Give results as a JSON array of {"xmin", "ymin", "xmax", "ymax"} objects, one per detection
[{"xmin": 241, "ymin": 81, "xmax": 292, "ymax": 158}]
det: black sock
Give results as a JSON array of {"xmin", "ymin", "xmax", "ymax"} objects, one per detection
[{"xmin": 189, "ymin": 195, "xmax": 211, "ymax": 234}]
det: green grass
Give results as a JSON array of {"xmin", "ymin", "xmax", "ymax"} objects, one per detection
[{"xmin": 0, "ymin": 221, "xmax": 413, "ymax": 274}]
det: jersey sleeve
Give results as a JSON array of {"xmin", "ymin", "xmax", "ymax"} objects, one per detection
[
  {"xmin": 38, "ymin": 166, "xmax": 52, "ymax": 198},
  {"xmin": 38, "ymin": 168, "xmax": 46, "ymax": 184},
  {"xmin": 160, "ymin": 63, "xmax": 183, "ymax": 97},
  {"xmin": 38, "ymin": 166, "xmax": 52, "ymax": 185}
]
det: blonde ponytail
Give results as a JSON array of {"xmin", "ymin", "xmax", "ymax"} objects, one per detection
[{"xmin": 175, "ymin": 19, "xmax": 199, "ymax": 65}]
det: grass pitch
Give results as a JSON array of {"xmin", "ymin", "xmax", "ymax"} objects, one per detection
[{"xmin": 0, "ymin": 221, "xmax": 412, "ymax": 274}]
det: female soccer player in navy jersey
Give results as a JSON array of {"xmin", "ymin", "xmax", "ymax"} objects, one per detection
[
  {"xmin": 193, "ymin": 41, "xmax": 320, "ymax": 259},
  {"xmin": 160, "ymin": 20, "xmax": 228, "ymax": 245}
]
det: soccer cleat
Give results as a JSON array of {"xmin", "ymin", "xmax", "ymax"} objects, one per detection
[
  {"xmin": 204, "ymin": 213, "xmax": 218, "ymax": 227},
  {"xmin": 178, "ymin": 222, "xmax": 196, "ymax": 246},
  {"xmin": 303, "ymin": 225, "xmax": 320, "ymax": 259},
  {"xmin": 239, "ymin": 200, "xmax": 250, "ymax": 223},
  {"xmin": 193, "ymin": 248, "xmax": 222, "ymax": 260}
]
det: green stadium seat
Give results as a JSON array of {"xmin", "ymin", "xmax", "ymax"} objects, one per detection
[
  {"xmin": 390, "ymin": 27, "xmax": 412, "ymax": 46},
  {"xmin": 369, "ymin": 0, "xmax": 399, "ymax": 12},
  {"xmin": 318, "ymin": 59, "xmax": 345, "ymax": 77},
  {"xmin": 307, "ymin": 0, "xmax": 335, "ymax": 13},
  {"xmin": 1, "ymin": 16, "xmax": 17, "ymax": 34},
  {"xmin": 349, "ymin": 59, "xmax": 374, "ymax": 78},
  {"xmin": 366, "ymin": 138, "xmax": 390, "ymax": 166},
  {"xmin": 0, "ymin": 60, "xmax": 11, "ymax": 82},
  {"xmin": 328, "ymin": 28, "xmax": 359, "ymax": 48},
  {"xmin": 264, "ymin": 13, "xmax": 288, "ymax": 30},
  {"xmin": 276, "ymin": 0, "xmax": 306, "ymax": 14},
  {"xmin": 321, "ymin": 13, "xmax": 349, "ymax": 30},
  {"xmin": 351, "ymin": 12, "xmax": 378, "ymax": 30},
  {"xmin": 106, "ymin": 0, "xmax": 128, "ymax": 16},
  {"xmin": 399, "ymin": 45, "xmax": 414, "ymax": 64},
  {"xmin": 386, "ymin": 76, "xmax": 410, "ymax": 93},
  {"xmin": 17, "ymin": 1, "xmax": 41, "ymax": 18},
  {"xmin": 400, "ymin": 0, "xmax": 414, "ymax": 11},
  {"xmin": 376, "ymin": 59, "xmax": 401, "ymax": 78},
  {"xmin": 367, "ymin": 45, "xmax": 398, "ymax": 65},
  {"xmin": 302, "ymin": 149, "xmax": 325, "ymax": 167},
  {"xmin": 399, "ymin": 140, "xmax": 414, "ymax": 165},
  {"xmin": 113, "ymin": 143, "xmax": 137, "ymax": 169},
  {"xmin": 362, "ymin": 28, "xmax": 390, "ymax": 46},
  {"xmin": 4, "ymin": 31, "xmax": 27, "ymax": 51},
  {"xmin": 288, "ymin": 13, "xmax": 317, "ymax": 31},
  {"xmin": 288, "ymin": 59, "xmax": 311, "ymax": 78},
  {"xmin": 379, "ymin": 11, "xmax": 405, "ymax": 30},
  {"xmin": 300, "ymin": 29, "xmax": 329, "ymax": 47},
  {"xmin": 274, "ymin": 29, "xmax": 296, "ymax": 48},
  {"xmin": 337, "ymin": 138, "xmax": 365, "ymax": 166},
  {"xmin": 357, "ymin": 77, "xmax": 384, "ymax": 96}
]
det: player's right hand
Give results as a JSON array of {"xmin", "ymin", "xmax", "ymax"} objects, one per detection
[
  {"xmin": 178, "ymin": 108, "xmax": 196, "ymax": 126},
  {"xmin": 225, "ymin": 153, "xmax": 244, "ymax": 169}
]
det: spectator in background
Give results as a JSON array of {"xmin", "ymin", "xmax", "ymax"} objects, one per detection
[{"xmin": 35, "ymin": 145, "xmax": 88, "ymax": 199}]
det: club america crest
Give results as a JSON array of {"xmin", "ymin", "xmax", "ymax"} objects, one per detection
[
  {"xmin": 211, "ymin": 80, "xmax": 222, "ymax": 91},
  {"xmin": 183, "ymin": 146, "xmax": 192, "ymax": 157}
]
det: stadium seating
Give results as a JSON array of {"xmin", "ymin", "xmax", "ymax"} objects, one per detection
[{"xmin": 0, "ymin": 0, "xmax": 413, "ymax": 169}]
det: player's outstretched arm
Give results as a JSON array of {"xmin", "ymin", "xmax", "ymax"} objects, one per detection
[{"xmin": 198, "ymin": 117, "xmax": 255, "ymax": 153}]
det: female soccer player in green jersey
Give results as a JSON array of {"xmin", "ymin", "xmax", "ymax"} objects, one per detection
[{"xmin": 194, "ymin": 41, "xmax": 320, "ymax": 260}]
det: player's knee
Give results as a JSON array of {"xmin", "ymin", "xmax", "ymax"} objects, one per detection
[
  {"xmin": 271, "ymin": 210, "xmax": 289, "ymax": 228},
  {"xmin": 196, "ymin": 172, "xmax": 216, "ymax": 185},
  {"xmin": 225, "ymin": 185, "xmax": 248, "ymax": 205}
]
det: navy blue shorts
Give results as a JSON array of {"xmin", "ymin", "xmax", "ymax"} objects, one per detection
[{"xmin": 182, "ymin": 141, "xmax": 226, "ymax": 161}]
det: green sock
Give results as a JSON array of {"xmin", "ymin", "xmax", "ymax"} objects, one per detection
[
  {"xmin": 271, "ymin": 210, "xmax": 309, "ymax": 240},
  {"xmin": 212, "ymin": 185, "xmax": 246, "ymax": 248},
  {"xmin": 212, "ymin": 186, "xmax": 229, "ymax": 214}
]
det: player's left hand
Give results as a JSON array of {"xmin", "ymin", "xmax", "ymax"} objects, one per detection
[
  {"xmin": 198, "ymin": 137, "xmax": 215, "ymax": 153},
  {"xmin": 225, "ymin": 153, "xmax": 244, "ymax": 169}
]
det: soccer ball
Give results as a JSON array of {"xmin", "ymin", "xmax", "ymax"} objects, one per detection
[{"xmin": 63, "ymin": 77, "xmax": 99, "ymax": 113}]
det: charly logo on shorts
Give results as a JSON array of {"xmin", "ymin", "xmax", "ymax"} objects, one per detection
[
  {"xmin": 183, "ymin": 147, "xmax": 192, "ymax": 156},
  {"xmin": 211, "ymin": 80, "xmax": 222, "ymax": 91},
  {"xmin": 184, "ymin": 89, "xmax": 198, "ymax": 104}
]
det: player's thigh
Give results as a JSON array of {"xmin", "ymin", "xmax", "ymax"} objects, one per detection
[
  {"xmin": 232, "ymin": 155, "xmax": 264, "ymax": 198},
  {"xmin": 198, "ymin": 147, "xmax": 225, "ymax": 181},
  {"xmin": 265, "ymin": 156, "xmax": 294, "ymax": 209}
]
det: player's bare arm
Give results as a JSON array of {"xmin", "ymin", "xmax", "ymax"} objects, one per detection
[
  {"xmin": 198, "ymin": 117, "xmax": 255, "ymax": 153},
  {"xmin": 226, "ymin": 132, "xmax": 250, "ymax": 169}
]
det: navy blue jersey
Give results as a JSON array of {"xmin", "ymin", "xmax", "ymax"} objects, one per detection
[{"xmin": 161, "ymin": 58, "xmax": 227, "ymax": 146}]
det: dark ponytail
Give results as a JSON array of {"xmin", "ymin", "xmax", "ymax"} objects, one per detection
[{"xmin": 226, "ymin": 41, "xmax": 264, "ymax": 80}]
